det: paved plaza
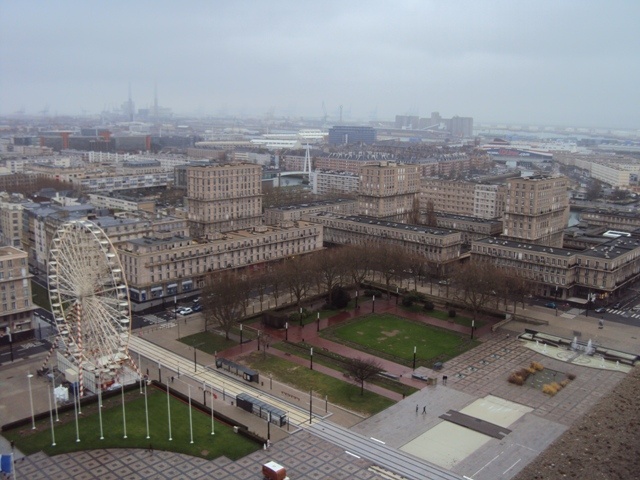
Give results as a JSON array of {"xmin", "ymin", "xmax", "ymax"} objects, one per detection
[{"xmin": 2, "ymin": 298, "xmax": 637, "ymax": 479}]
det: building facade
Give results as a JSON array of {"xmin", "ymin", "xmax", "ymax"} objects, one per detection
[
  {"xmin": 264, "ymin": 199, "xmax": 357, "ymax": 225},
  {"xmin": 118, "ymin": 221, "xmax": 323, "ymax": 309},
  {"xmin": 471, "ymin": 232, "xmax": 640, "ymax": 302},
  {"xmin": 186, "ymin": 163, "xmax": 263, "ymax": 238},
  {"xmin": 303, "ymin": 213, "xmax": 462, "ymax": 272},
  {"xmin": 358, "ymin": 162, "xmax": 420, "ymax": 221},
  {"xmin": 309, "ymin": 170, "xmax": 359, "ymax": 196},
  {"xmin": 0, "ymin": 246, "xmax": 35, "ymax": 338},
  {"xmin": 502, "ymin": 175, "xmax": 569, "ymax": 248},
  {"xmin": 328, "ymin": 126, "xmax": 376, "ymax": 145}
]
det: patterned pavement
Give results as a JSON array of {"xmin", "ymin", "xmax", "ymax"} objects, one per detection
[{"xmin": 14, "ymin": 431, "xmax": 379, "ymax": 479}]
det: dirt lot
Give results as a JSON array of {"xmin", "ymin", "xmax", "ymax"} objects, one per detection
[{"xmin": 515, "ymin": 365, "xmax": 640, "ymax": 480}]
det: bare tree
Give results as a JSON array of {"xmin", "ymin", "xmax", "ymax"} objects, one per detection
[
  {"xmin": 266, "ymin": 265, "xmax": 284, "ymax": 308},
  {"xmin": 201, "ymin": 272, "xmax": 245, "ymax": 339},
  {"xmin": 371, "ymin": 243, "xmax": 406, "ymax": 298},
  {"xmin": 344, "ymin": 244, "xmax": 373, "ymax": 289},
  {"xmin": 344, "ymin": 357, "xmax": 384, "ymax": 396},
  {"xmin": 312, "ymin": 249, "xmax": 346, "ymax": 305},
  {"xmin": 282, "ymin": 255, "xmax": 313, "ymax": 308},
  {"xmin": 253, "ymin": 269, "xmax": 271, "ymax": 311},
  {"xmin": 451, "ymin": 262, "xmax": 497, "ymax": 321},
  {"xmin": 257, "ymin": 332, "xmax": 272, "ymax": 359}
]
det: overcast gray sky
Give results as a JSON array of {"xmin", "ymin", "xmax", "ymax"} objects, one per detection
[{"xmin": 1, "ymin": 1, "xmax": 639, "ymax": 128}]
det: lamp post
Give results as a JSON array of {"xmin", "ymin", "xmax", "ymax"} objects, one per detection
[
  {"xmin": 309, "ymin": 389, "xmax": 313, "ymax": 424},
  {"xmin": 299, "ymin": 307, "xmax": 303, "ymax": 326},
  {"xmin": 316, "ymin": 312, "xmax": 320, "ymax": 332},
  {"xmin": 285, "ymin": 322, "xmax": 288, "ymax": 341},
  {"xmin": 372, "ymin": 295, "xmax": 375, "ymax": 313},
  {"xmin": 269, "ymin": 373, "xmax": 273, "ymax": 390},
  {"xmin": 396, "ymin": 287, "xmax": 399, "ymax": 305},
  {"xmin": 355, "ymin": 289, "xmax": 359, "ymax": 309},
  {"xmin": 267, "ymin": 412, "xmax": 271, "ymax": 441},
  {"xmin": 193, "ymin": 343, "xmax": 204, "ymax": 372},
  {"xmin": 310, "ymin": 347, "xmax": 313, "ymax": 370},
  {"xmin": 27, "ymin": 372, "xmax": 36, "ymax": 429},
  {"xmin": 240, "ymin": 323, "xmax": 243, "ymax": 344},
  {"xmin": 412, "ymin": 346, "xmax": 417, "ymax": 370},
  {"xmin": 471, "ymin": 320, "xmax": 475, "ymax": 339}
]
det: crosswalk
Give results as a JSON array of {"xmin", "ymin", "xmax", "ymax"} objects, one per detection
[{"xmin": 605, "ymin": 308, "xmax": 640, "ymax": 319}]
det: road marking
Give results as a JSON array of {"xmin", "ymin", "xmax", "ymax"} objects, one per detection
[
  {"xmin": 503, "ymin": 458, "xmax": 521, "ymax": 475},
  {"xmin": 472, "ymin": 452, "xmax": 502, "ymax": 477},
  {"xmin": 345, "ymin": 451, "xmax": 361, "ymax": 459},
  {"xmin": 370, "ymin": 437, "xmax": 386, "ymax": 445}
]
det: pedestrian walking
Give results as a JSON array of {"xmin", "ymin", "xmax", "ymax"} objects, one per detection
[
  {"xmin": 422, "ymin": 406, "xmax": 426, "ymax": 414},
  {"xmin": 442, "ymin": 375, "xmax": 448, "ymax": 386},
  {"xmin": 415, "ymin": 404, "xmax": 418, "ymax": 414},
  {"xmin": 10, "ymin": 440, "xmax": 15, "ymax": 451}
]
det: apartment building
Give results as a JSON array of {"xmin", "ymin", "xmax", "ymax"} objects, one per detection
[
  {"xmin": 309, "ymin": 170, "xmax": 359, "ymax": 196},
  {"xmin": 502, "ymin": 175, "xmax": 569, "ymax": 248},
  {"xmin": 474, "ymin": 184, "xmax": 506, "ymax": 219},
  {"xmin": 420, "ymin": 180, "xmax": 505, "ymax": 219},
  {"xmin": 471, "ymin": 232, "xmax": 640, "ymax": 301},
  {"xmin": 118, "ymin": 221, "xmax": 323, "ymax": 309},
  {"xmin": 358, "ymin": 162, "xmax": 420, "ymax": 221},
  {"xmin": 264, "ymin": 199, "xmax": 357, "ymax": 225},
  {"xmin": 87, "ymin": 193, "xmax": 156, "ymax": 213},
  {"xmin": 433, "ymin": 213, "xmax": 503, "ymax": 246},
  {"xmin": 0, "ymin": 246, "xmax": 35, "ymax": 337},
  {"xmin": 186, "ymin": 163, "xmax": 263, "ymax": 237},
  {"xmin": 421, "ymin": 179, "xmax": 476, "ymax": 216},
  {"xmin": 579, "ymin": 208, "xmax": 640, "ymax": 231},
  {"xmin": 303, "ymin": 213, "xmax": 462, "ymax": 272},
  {"xmin": 0, "ymin": 194, "xmax": 26, "ymax": 247}
]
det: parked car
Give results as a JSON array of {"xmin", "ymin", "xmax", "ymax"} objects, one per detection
[
  {"xmin": 545, "ymin": 302, "xmax": 557, "ymax": 309},
  {"xmin": 192, "ymin": 304, "xmax": 202, "ymax": 312},
  {"xmin": 594, "ymin": 307, "xmax": 606, "ymax": 313},
  {"xmin": 438, "ymin": 280, "xmax": 450, "ymax": 285},
  {"xmin": 612, "ymin": 302, "xmax": 621, "ymax": 309},
  {"xmin": 177, "ymin": 307, "xmax": 193, "ymax": 316}
]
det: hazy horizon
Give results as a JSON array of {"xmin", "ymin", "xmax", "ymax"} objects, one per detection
[{"xmin": 1, "ymin": 1, "xmax": 639, "ymax": 129}]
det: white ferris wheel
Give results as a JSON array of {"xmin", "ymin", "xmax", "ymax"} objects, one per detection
[{"xmin": 48, "ymin": 220, "xmax": 132, "ymax": 395}]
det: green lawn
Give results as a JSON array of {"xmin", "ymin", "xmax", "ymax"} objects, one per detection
[
  {"xmin": 242, "ymin": 352, "xmax": 394, "ymax": 415},
  {"xmin": 4, "ymin": 387, "xmax": 259, "ymax": 460},
  {"xmin": 273, "ymin": 342, "xmax": 417, "ymax": 398},
  {"xmin": 180, "ymin": 332, "xmax": 237, "ymax": 355},
  {"xmin": 324, "ymin": 313, "xmax": 475, "ymax": 365}
]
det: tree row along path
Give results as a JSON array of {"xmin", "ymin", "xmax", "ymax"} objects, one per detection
[{"xmin": 219, "ymin": 297, "xmax": 500, "ymax": 399}]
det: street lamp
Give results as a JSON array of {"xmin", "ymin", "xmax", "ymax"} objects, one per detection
[
  {"xmin": 310, "ymin": 347, "xmax": 313, "ymax": 370},
  {"xmin": 412, "ymin": 346, "xmax": 417, "ymax": 370},
  {"xmin": 355, "ymin": 290, "xmax": 359, "ymax": 309},
  {"xmin": 299, "ymin": 307, "xmax": 303, "ymax": 326},
  {"xmin": 285, "ymin": 322, "xmax": 288, "ymax": 341},
  {"xmin": 471, "ymin": 320, "xmax": 475, "ymax": 339},
  {"xmin": 372, "ymin": 295, "xmax": 375, "ymax": 313},
  {"xmin": 316, "ymin": 312, "xmax": 320, "ymax": 332},
  {"xmin": 396, "ymin": 286, "xmax": 399, "ymax": 305},
  {"xmin": 27, "ymin": 373, "xmax": 36, "ymax": 429},
  {"xmin": 240, "ymin": 323, "xmax": 243, "ymax": 344},
  {"xmin": 267, "ymin": 412, "xmax": 271, "ymax": 441}
]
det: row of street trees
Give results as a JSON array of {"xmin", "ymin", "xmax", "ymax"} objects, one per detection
[
  {"xmin": 449, "ymin": 261, "xmax": 535, "ymax": 321},
  {"xmin": 200, "ymin": 243, "xmax": 439, "ymax": 338},
  {"xmin": 200, "ymin": 243, "xmax": 537, "ymax": 339}
]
